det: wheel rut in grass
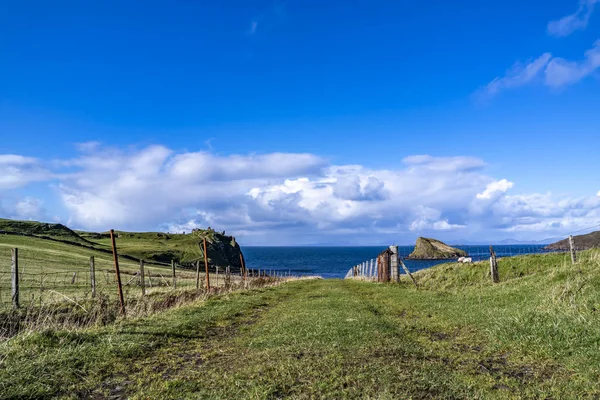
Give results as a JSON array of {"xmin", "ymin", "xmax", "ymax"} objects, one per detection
[{"xmin": 90, "ymin": 289, "xmax": 288, "ymax": 399}]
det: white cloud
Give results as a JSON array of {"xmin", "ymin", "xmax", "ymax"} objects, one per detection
[
  {"xmin": 476, "ymin": 179, "xmax": 514, "ymax": 200},
  {"xmin": 402, "ymin": 155, "xmax": 486, "ymax": 172},
  {"xmin": 482, "ymin": 40, "xmax": 600, "ymax": 96},
  {"xmin": 0, "ymin": 155, "xmax": 38, "ymax": 165},
  {"xmin": 13, "ymin": 197, "xmax": 44, "ymax": 220},
  {"xmin": 547, "ymin": 0, "xmax": 599, "ymax": 37},
  {"xmin": 2, "ymin": 145, "xmax": 600, "ymax": 244},
  {"xmin": 56, "ymin": 145, "xmax": 326, "ymax": 230},
  {"xmin": 545, "ymin": 40, "xmax": 600, "ymax": 87},
  {"xmin": 482, "ymin": 53, "xmax": 552, "ymax": 96},
  {"xmin": 0, "ymin": 154, "xmax": 50, "ymax": 189}
]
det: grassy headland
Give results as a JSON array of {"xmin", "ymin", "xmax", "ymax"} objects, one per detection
[
  {"xmin": 1, "ymin": 249, "xmax": 600, "ymax": 398},
  {"xmin": 0, "ymin": 219, "xmax": 246, "ymax": 307}
]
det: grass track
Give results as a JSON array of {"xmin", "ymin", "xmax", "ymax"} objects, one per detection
[{"xmin": 4, "ymin": 271, "xmax": 598, "ymax": 399}]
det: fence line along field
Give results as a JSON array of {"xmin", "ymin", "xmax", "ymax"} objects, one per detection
[
  {"xmin": 0, "ymin": 219, "xmax": 296, "ymax": 316},
  {"xmin": 0, "ymin": 234, "xmax": 250, "ymax": 310}
]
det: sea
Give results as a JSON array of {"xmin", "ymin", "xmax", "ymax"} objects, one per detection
[{"xmin": 243, "ymin": 245, "xmax": 552, "ymax": 279}]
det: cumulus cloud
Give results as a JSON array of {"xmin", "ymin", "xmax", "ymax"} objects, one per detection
[
  {"xmin": 52, "ymin": 146, "xmax": 600, "ymax": 242},
  {"xmin": 547, "ymin": 0, "xmax": 599, "ymax": 37},
  {"xmin": 476, "ymin": 179, "xmax": 514, "ymax": 200},
  {"xmin": 54, "ymin": 145, "xmax": 326, "ymax": 230},
  {"xmin": 2, "ymin": 144, "xmax": 600, "ymax": 244}
]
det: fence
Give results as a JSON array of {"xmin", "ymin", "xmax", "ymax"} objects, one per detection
[
  {"xmin": 0, "ymin": 230, "xmax": 297, "ymax": 313},
  {"xmin": 344, "ymin": 229, "xmax": 599, "ymax": 286}
]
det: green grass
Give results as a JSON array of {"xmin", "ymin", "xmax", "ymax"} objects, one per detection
[
  {"xmin": 0, "ymin": 218, "xmax": 248, "ymax": 311},
  {"xmin": 0, "ymin": 218, "xmax": 241, "ymax": 266},
  {"xmin": 88, "ymin": 231, "xmax": 211, "ymax": 264},
  {"xmin": 2, "ymin": 250, "xmax": 600, "ymax": 398},
  {"xmin": 0, "ymin": 235, "xmax": 243, "ymax": 310},
  {"xmin": 0, "ymin": 218, "xmax": 93, "ymax": 246}
]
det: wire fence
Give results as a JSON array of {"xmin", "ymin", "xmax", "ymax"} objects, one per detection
[
  {"xmin": 0, "ymin": 246, "xmax": 297, "ymax": 313},
  {"xmin": 345, "ymin": 225, "xmax": 600, "ymax": 284}
]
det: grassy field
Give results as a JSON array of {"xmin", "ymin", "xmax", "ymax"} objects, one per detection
[
  {"xmin": 0, "ymin": 218, "xmax": 241, "ymax": 266},
  {"xmin": 2, "ymin": 249, "xmax": 600, "ymax": 398},
  {"xmin": 0, "ymin": 234, "xmax": 245, "ymax": 311},
  {"xmin": 0, "ymin": 219, "xmax": 251, "ymax": 310}
]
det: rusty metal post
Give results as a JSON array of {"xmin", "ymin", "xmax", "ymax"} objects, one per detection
[
  {"xmin": 240, "ymin": 253, "xmax": 247, "ymax": 287},
  {"xmin": 110, "ymin": 229, "xmax": 126, "ymax": 315}
]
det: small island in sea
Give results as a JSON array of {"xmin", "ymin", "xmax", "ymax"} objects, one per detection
[{"xmin": 406, "ymin": 237, "xmax": 468, "ymax": 260}]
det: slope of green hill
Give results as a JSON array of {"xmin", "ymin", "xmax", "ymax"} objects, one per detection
[
  {"xmin": 0, "ymin": 219, "xmax": 243, "ymax": 268},
  {"xmin": 0, "ymin": 218, "xmax": 94, "ymax": 246},
  {"xmin": 87, "ymin": 230, "xmax": 243, "ymax": 266}
]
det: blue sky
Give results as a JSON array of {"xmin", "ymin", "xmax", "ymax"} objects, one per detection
[{"xmin": 1, "ymin": 0, "xmax": 599, "ymax": 245}]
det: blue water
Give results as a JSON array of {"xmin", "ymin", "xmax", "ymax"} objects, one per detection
[{"xmin": 243, "ymin": 245, "xmax": 552, "ymax": 279}]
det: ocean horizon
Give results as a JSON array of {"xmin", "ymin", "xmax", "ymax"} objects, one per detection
[{"xmin": 243, "ymin": 244, "xmax": 553, "ymax": 279}]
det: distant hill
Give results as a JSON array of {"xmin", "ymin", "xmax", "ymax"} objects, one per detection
[
  {"xmin": 0, "ymin": 218, "xmax": 244, "ymax": 268},
  {"xmin": 407, "ymin": 237, "xmax": 468, "ymax": 260},
  {"xmin": 0, "ymin": 218, "xmax": 94, "ymax": 246},
  {"xmin": 545, "ymin": 231, "xmax": 600, "ymax": 251}
]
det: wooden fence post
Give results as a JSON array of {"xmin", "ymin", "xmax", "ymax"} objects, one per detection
[
  {"xmin": 90, "ymin": 256, "xmax": 96, "ymax": 298},
  {"xmin": 140, "ymin": 260, "xmax": 146, "ymax": 296},
  {"xmin": 203, "ymin": 237, "xmax": 210, "ymax": 290},
  {"xmin": 569, "ymin": 235, "xmax": 577, "ymax": 265},
  {"xmin": 390, "ymin": 246, "xmax": 399, "ymax": 283},
  {"xmin": 11, "ymin": 248, "xmax": 19, "ymax": 309},
  {"xmin": 195, "ymin": 260, "xmax": 201, "ymax": 291},
  {"xmin": 215, "ymin": 267, "xmax": 219, "ymax": 287},
  {"xmin": 147, "ymin": 269, "xmax": 153, "ymax": 288},
  {"xmin": 490, "ymin": 246, "xmax": 500, "ymax": 283},
  {"xmin": 171, "ymin": 259, "xmax": 177, "ymax": 289},
  {"xmin": 400, "ymin": 259, "xmax": 418, "ymax": 288},
  {"xmin": 110, "ymin": 229, "xmax": 126, "ymax": 315}
]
